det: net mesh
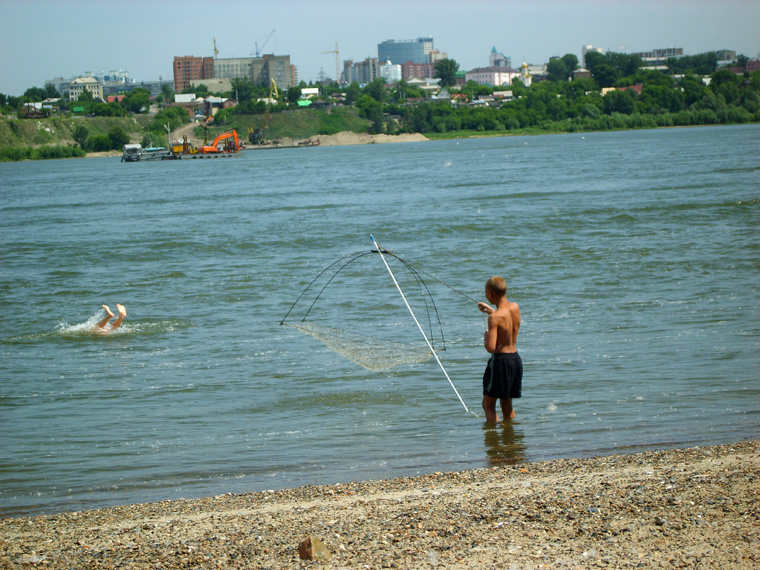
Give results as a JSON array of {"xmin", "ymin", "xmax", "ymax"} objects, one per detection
[{"xmin": 284, "ymin": 321, "xmax": 432, "ymax": 372}]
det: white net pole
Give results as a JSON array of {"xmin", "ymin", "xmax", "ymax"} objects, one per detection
[{"xmin": 370, "ymin": 236, "xmax": 471, "ymax": 414}]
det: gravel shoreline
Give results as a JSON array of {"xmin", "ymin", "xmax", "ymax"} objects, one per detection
[{"xmin": 2, "ymin": 440, "xmax": 757, "ymax": 569}]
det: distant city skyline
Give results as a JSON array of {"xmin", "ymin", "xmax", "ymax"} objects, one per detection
[{"xmin": 1, "ymin": 0, "xmax": 759, "ymax": 96}]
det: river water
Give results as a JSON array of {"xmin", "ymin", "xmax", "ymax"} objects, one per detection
[{"xmin": 1, "ymin": 125, "xmax": 758, "ymax": 517}]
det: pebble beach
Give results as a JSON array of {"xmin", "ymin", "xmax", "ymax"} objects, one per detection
[{"xmin": 2, "ymin": 440, "xmax": 757, "ymax": 569}]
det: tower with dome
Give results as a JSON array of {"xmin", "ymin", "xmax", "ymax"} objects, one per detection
[
  {"xmin": 520, "ymin": 61, "xmax": 532, "ymax": 86},
  {"xmin": 489, "ymin": 46, "xmax": 511, "ymax": 69}
]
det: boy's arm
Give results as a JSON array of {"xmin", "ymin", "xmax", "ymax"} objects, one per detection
[
  {"xmin": 513, "ymin": 303, "xmax": 521, "ymax": 333},
  {"xmin": 483, "ymin": 314, "xmax": 499, "ymax": 353}
]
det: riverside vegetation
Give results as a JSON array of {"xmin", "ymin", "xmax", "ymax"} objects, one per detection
[{"xmin": 2, "ymin": 51, "xmax": 759, "ymax": 161}]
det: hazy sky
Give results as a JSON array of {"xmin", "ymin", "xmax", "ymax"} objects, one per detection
[{"xmin": 2, "ymin": 0, "xmax": 758, "ymax": 96}]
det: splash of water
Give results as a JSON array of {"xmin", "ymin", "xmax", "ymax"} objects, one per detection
[
  {"xmin": 1, "ymin": 311, "xmax": 190, "ymax": 344},
  {"xmin": 54, "ymin": 310, "xmax": 133, "ymax": 336}
]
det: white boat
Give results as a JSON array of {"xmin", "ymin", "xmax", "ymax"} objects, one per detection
[{"xmin": 121, "ymin": 144, "xmax": 175, "ymax": 162}]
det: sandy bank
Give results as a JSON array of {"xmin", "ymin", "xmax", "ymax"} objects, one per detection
[
  {"xmin": 1, "ymin": 441, "xmax": 757, "ymax": 569},
  {"xmin": 85, "ymin": 150, "xmax": 121, "ymax": 158},
  {"xmin": 86, "ymin": 132, "xmax": 427, "ymax": 158},
  {"xmin": 309, "ymin": 131, "xmax": 429, "ymax": 146},
  {"xmin": 260, "ymin": 131, "xmax": 429, "ymax": 148}
]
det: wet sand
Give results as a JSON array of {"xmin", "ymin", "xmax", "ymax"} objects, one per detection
[{"xmin": 1, "ymin": 440, "xmax": 757, "ymax": 569}]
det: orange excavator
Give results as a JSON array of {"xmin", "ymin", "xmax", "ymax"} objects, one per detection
[{"xmin": 199, "ymin": 130, "xmax": 241, "ymax": 154}]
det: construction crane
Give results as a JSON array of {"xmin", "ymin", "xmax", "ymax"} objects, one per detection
[
  {"xmin": 255, "ymin": 29, "xmax": 275, "ymax": 57},
  {"xmin": 322, "ymin": 42, "xmax": 340, "ymax": 83},
  {"xmin": 262, "ymin": 79, "xmax": 279, "ymax": 134},
  {"xmin": 213, "ymin": 37, "xmax": 219, "ymax": 59},
  {"xmin": 269, "ymin": 78, "xmax": 279, "ymax": 102}
]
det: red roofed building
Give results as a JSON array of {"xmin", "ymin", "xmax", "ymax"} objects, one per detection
[{"xmin": 623, "ymin": 84, "xmax": 643, "ymax": 95}]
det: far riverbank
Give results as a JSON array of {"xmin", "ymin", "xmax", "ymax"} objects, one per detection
[{"xmin": 83, "ymin": 131, "xmax": 429, "ymax": 158}]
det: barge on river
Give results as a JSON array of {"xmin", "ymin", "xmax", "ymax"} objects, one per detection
[
  {"xmin": 121, "ymin": 144, "xmax": 176, "ymax": 162},
  {"xmin": 122, "ymin": 130, "xmax": 242, "ymax": 161}
]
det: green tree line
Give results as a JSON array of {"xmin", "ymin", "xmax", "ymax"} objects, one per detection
[
  {"xmin": 208, "ymin": 53, "xmax": 759, "ymax": 136},
  {"xmin": 0, "ymin": 145, "xmax": 85, "ymax": 162},
  {"xmin": 1, "ymin": 85, "xmax": 174, "ymax": 117},
  {"xmin": 388, "ymin": 70, "xmax": 758, "ymax": 136},
  {"xmin": 2, "ymin": 50, "xmax": 758, "ymax": 160}
]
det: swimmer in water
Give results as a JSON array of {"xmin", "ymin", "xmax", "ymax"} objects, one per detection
[{"xmin": 95, "ymin": 304, "xmax": 127, "ymax": 332}]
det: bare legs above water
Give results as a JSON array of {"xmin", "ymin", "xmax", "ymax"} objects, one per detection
[
  {"xmin": 482, "ymin": 395, "xmax": 515, "ymax": 423},
  {"xmin": 95, "ymin": 304, "xmax": 127, "ymax": 332}
]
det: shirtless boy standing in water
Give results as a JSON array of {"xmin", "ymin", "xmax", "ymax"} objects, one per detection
[
  {"xmin": 477, "ymin": 276, "xmax": 522, "ymax": 422},
  {"xmin": 95, "ymin": 304, "xmax": 127, "ymax": 332}
]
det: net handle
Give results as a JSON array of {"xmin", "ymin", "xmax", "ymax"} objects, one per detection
[{"xmin": 371, "ymin": 235, "xmax": 471, "ymax": 414}]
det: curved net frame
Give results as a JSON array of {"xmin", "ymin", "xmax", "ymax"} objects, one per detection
[{"xmin": 281, "ymin": 250, "xmax": 446, "ymax": 372}]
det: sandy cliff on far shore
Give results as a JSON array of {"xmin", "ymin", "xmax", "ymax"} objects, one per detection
[{"xmin": 309, "ymin": 132, "xmax": 429, "ymax": 146}]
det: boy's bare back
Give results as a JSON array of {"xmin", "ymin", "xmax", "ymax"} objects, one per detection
[
  {"xmin": 478, "ymin": 279, "xmax": 520, "ymax": 353},
  {"xmin": 487, "ymin": 301, "xmax": 520, "ymax": 353}
]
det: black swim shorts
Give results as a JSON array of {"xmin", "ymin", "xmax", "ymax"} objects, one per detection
[{"xmin": 483, "ymin": 352, "xmax": 522, "ymax": 399}]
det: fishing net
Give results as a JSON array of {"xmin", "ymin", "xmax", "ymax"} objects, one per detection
[
  {"xmin": 281, "ymin": 250, "xmax": 445, "ymax": 372},
  {"xmin": 283, "ymin": 321, "xmax": 432, "ymax": 372},
  {"xmin": 281, "ymin": 243, "xmax": 479, "ymax": 414}
]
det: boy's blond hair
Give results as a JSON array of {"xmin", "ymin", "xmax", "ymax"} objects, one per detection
[{"xmin": 485, "ymin": 276, "xmax": 507, "ymax": 297}]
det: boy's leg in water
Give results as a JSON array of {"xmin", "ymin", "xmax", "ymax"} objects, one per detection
[
  {"xmin": 500, "ymin": 397, "xmax": 515, "ymax": 420},
  {"xmin": 482, "ymin": 395, "xmax": 500, "ymax": 423},
  {"xmin": 96, "ymin": 305, "xmax": 114, "ymax": 329},
  {"xmin": 111, "ymin": 304, "xmax": 127, "ymax": 330}
]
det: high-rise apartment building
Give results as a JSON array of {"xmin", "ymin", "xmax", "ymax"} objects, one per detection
[
  {"xmin": 173, "ymin": 56, "xmax": 214, "ymax": 93},
  {"xmin": 251, "ymin": 55, "xmax": 294, "ymax": 89},
  {"xmin": 343, "ymin": 58, "xmax": 380, "ymax": 84},
  {"xmin": 214, "ymin": 58, "xmax": 254, "ymax": 81},
  {"xmin": 174, "ymin": 54, "xmax": 294, "ymax": 92}
]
